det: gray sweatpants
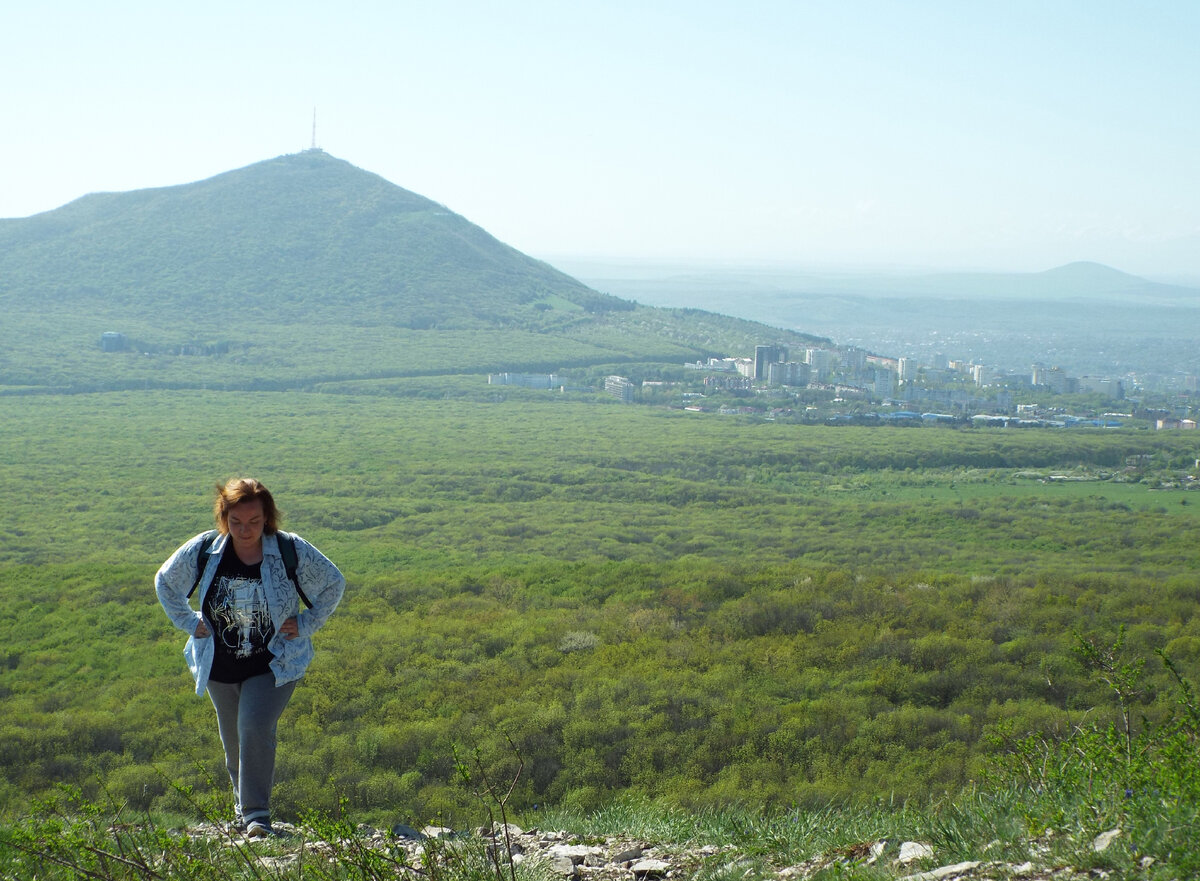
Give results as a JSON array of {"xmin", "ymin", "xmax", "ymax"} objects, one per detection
[{"xmin": 207, "ymin": 673, "xmax": 298, "ymax": 825}]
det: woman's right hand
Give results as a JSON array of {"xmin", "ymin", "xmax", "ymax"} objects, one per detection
[{"xmin": 194, "ymin": 620, "xmax": 211, "ymax": 638}]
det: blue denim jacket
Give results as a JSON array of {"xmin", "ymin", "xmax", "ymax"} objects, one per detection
[{"xmin": 156, "ymin": 531, "xmax": 345, "ymax": 695}]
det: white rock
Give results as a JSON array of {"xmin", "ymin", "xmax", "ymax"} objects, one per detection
[
  {"xmin": 1093, "ymin": 828, "xmax": 1121, "ymax": 852},
  {"xmin": 548, "ymin": 844, "xmax": 600, "ymax": 863},
  {"xmin": 897, "ymin": 841, "xmax": 935, "ymax": 864},
  {"xmin": 631, "ymin": 857, "xmax": 671, "ymax": 877},
  {"xmin": 899, "ymin": 861, "xmax": 981, "ymax": 881},
  {"xmin": 549, "ymin": 855, "xmax": 579, "ymax": 877}
]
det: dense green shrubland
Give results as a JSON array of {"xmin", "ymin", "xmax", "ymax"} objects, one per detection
[{"xmin": 2, "ymin": 391, "xmax": 1200, "ymax": 828}]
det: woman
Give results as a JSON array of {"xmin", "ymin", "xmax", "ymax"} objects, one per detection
[{"xmin": 156, "ymin": 478, "xmax": 345, "ymax": 838}]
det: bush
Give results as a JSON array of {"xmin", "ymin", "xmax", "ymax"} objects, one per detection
[{"xmin": 986, "ymin": 628, "xmax": 1200, "ymax": 870}]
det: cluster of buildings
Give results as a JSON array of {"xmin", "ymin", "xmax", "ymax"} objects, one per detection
[
  {"xmin": 686, "ymin": 345, "xmax": 1127, "ymax": 410},
  {"xmin": 490, "ymin": 343, "xmax": 1141, "ymax": 420},
  {"xmin": 487, "ymin": 371, "xmax": 637, "ymax": 402}
]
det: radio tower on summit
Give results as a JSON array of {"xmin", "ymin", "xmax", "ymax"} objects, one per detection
[{"xmin": 307, "ymin": 107, "xmax": 322, "ymax": 153}]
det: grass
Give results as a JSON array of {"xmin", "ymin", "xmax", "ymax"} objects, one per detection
[
  {"xmin": 2, "ymin": 785, "xmax": 1189, "ymax": 880},
  {"xmin": 9, "ymin": 631, "xmax": 1199, "ymax": 877},
  {"xmin": 5, "ymin": 391, "xmax": 1200, "ymax": 874}
]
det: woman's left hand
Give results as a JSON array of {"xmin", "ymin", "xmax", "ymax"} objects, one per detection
[{"xmin": 279, "ymin": 617, "xmax": 300, "ymax": 640}]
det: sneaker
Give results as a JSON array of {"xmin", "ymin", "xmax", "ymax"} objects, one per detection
[{"xmin": 245, "ymin": 819, "xmax": 273, "ymax": 839}]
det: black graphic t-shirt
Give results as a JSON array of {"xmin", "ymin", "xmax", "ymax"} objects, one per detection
[{"xmin": 203, "ymin": 545, "xmax": 276, "ymax": 683}]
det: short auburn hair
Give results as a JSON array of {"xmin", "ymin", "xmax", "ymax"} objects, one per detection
[{"xmin": 213, "ymin": 477, "xmax": 280, "ymax": 535}]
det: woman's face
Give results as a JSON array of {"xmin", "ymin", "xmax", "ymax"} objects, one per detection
[{"xmin": 227, "ymin": 498, "xmax": 265, "ymax": 551}]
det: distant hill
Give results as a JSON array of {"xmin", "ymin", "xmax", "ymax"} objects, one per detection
[
  {"xmin": 559, "ymin": 258, "xmax": 1200, "ymax": 379},
  {"xmin": 0, "ymin": 152, "xmax": 824, "ymax": 391},
  {"xmin": 564, "ymin": 258, "xmax": 1200, "ymax": 304},
  {"xmin": 846, "ymin": 261, "xmax": 1200, "ymax": 302}
]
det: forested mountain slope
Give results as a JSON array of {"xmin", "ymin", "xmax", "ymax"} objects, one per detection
[
  {"xmin": 0, "ymin": 150, "xmax": 613, "ymax": 323},
  {"xmin": 0, "ymin": 151, "xmax": 825, "ymax": 391}
]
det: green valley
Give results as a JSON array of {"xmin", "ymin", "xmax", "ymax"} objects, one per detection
[{"xmin": 3, "ymin": 391, "xmax": 1199, "ymax": 824}]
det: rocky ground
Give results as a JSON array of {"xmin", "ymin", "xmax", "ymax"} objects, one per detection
[{"xmin": 191, "ymin": 820, "xmax": 1142, "ymax": 880}]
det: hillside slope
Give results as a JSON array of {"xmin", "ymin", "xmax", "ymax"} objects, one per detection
[
  {"xmin": 0, "ymin": 152, "xmax": 824, "ymax": 390},
  {"xmin": 0, "ymin": 150, "xmax": 619, "ymax": 325}
]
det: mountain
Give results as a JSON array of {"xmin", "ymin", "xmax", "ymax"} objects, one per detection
[
  {"xmin": 0, "ymin": 150, "xmax": 620, "ymax": 326},
  {"xmin": 0, "ymin": 152, "xmax": 824, "ymax": 391},
  {"xmin": 850, "ymin": 261, "xmax": 1200, "ymax": 302}
]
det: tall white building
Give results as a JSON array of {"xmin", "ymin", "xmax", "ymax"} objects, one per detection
[
  {"xmin": 766, "ymin": 361, "xmax": 810, "ymax": 386},
  {"xmin": 972, "ymin": 364, "xmax": 999, "ymax": 387},
  {"xmin": 805, "ymin": 348, "xmax": 833, "ymax": 380},
  {"xmin": 841, "ymin": 347, "xmax": 867, "ymax": 373},
  {"xmin": 1032, "ymin": 364, "xmax": 1073, "ymax": 394},
  {"xmin": 874, "ymin": 369, "xmax": 896, "ymax": 398},
  {"xmin": 605, "ymin": 375, "xmax": 635, "ymax": 403}
]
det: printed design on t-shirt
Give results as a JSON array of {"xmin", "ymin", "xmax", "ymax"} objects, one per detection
[{"xmin": 209, "ymin": 575, "xmax": 273, "ymax": 659}]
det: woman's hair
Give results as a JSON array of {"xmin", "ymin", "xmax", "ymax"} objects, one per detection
[{"xmin": 213, "ymin": 477, "xmax": 280, "ymax": 535}]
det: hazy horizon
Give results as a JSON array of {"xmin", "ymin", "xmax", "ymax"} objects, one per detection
[{"xmin": 545, "ymin": 254, "xmax": 1200, "ymax": 289}]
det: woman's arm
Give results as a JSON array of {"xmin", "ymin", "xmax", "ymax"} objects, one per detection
[
  {"xmin": 291, "ymin": 536, "xmax": 346, "ymax": 639},
  {"xmin": 154, "ymin": 534, "xmax": 210, "ymax": 636}
]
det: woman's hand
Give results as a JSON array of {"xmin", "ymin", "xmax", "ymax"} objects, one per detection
[
  {"xmin": 279, "ymin": 617, "xmax": 300, "ymax": 640},
  {"xmin": 194, "ymin": 620, "xmax": 210, "ymax": 638}
]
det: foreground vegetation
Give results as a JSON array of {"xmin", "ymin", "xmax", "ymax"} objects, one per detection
[
  {"xmin": 4, "ymin": 391, "xmax": 1200, "ymax": 824},
  {"xmin": 5, "ymin": 658, "xmax": 1200, "ymax": 878}
]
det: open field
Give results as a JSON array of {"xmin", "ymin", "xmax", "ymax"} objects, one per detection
[{"xmin": 3, "ymin": 391, "xmax": 1200, "ymax": 830}]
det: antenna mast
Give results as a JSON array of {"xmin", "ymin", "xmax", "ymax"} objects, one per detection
[{"xmin": 311, "ymin": 107, "xmax": 318, "ymax": 150}]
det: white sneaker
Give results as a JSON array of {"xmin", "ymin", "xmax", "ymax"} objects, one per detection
[{"xmin": 245, "ymin": 819, "xmax": 273, "ymax": 839}]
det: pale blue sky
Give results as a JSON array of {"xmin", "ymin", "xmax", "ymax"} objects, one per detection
[{"xmin": 3, "ymin": 1, "xmax": 1197, "ymax": 279}]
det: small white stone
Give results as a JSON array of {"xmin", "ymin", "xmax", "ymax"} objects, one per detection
[
  {"xmin": 897, "ymin": 841, "xmax": 935, "ymax": 864},
  {"xmin": 631, "ymin": 857, "xmax": 671, "ymax": 877},
  {"xmin": 549, "ymin": 855, "xmax": 578, "ymax": 877},
  {"xmin": 900, "ymin": 861, "xmax": 980, "ymax": 881},
  {"xmin": 548, "ymin": 844, "xmax": 599, "ymax": 860},
  {"xmin": 1093, "ymin": 828, "xmax": 1121, "ymax": 852}
]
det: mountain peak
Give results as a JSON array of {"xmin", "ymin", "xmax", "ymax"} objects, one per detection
[
  {"xmin": 0, "ymin": 152, "xmax": 629, "ymax": 325},
  {"xmin": 1038, "ymin": 261, "xmax": 1143, "ymax": 284}
]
